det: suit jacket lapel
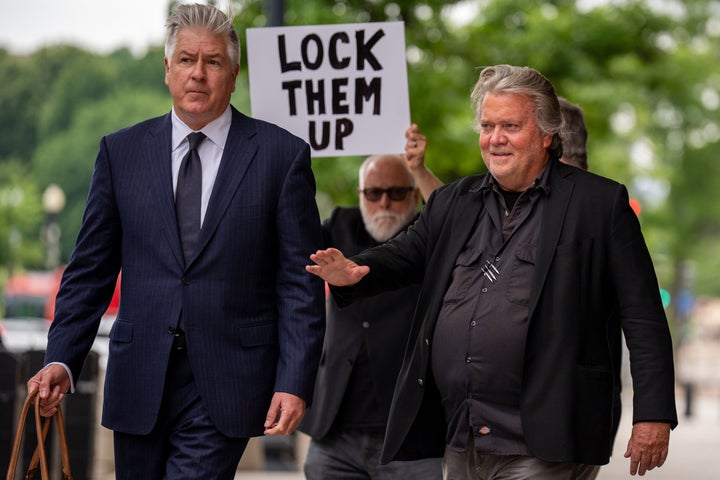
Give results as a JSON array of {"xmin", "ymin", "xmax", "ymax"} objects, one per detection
[
  {"xmin": 442, "ymin": 184, "xmax": 485, "ymax": 272},
  {"xmin": 145, "ymin": 114, "xmax": 186, "ymax": 269},
  {"xmin": 194, "ymin": 108, "xmax": 258, "ymax": 261},
  {"xmin": 529, "ymin": 163, "xmax": 573, "ymax": 317},
  {"xmin": 423, "ymin": 178, "xmax": 486, "ymax": 326}
]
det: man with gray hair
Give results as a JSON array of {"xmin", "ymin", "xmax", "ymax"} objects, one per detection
[
  {"xmin": 307, "ymin": 64, "xmax": 676, "ymax": 479},
  {"xmin": 27, "ymin": 4, "xmax": 325, "ymax": 478},
  {"xmin": 301, "ymin": 140, "xmax": 442, "ymax": 479},
  {"xmin": 558, "ymin": 97, "xmax": 589, "ymax": 170}
]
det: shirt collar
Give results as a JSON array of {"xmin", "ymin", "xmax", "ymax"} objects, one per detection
[
  {"xmin": 170, "ymin": 105, "xmax": 232, "ymax": 152},
  {"xmin": 478, "ymin": 157, "xmax": 554, "ymax": 196}
]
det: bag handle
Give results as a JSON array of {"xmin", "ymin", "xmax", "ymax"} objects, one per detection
[{"xmin": 5, "ymin": 389, "xmax": 73, "ymax": 480}]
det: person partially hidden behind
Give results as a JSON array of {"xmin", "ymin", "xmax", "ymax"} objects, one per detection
[
  {"xmin": 26, "ymin": 4, "xmax": 325, "ymax": 479},
  {"xmin": 307, "ymin": 64, "xmax": 677, "ymax": 480},
  {"xmin": 300, "ymin": 129, "xmax": 442, "ymax": 479},
  {"xmin": 558, "ymin": 97, "xmax": 589, "ymax": 170}
]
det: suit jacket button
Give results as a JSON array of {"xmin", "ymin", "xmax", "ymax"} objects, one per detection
[
  {"xmin": 182, "ymin": 276, "xmax": 190, "ymax": 285},
  {"xmin": 417, "ymin": 378, "xmax": 424, "ymax": 387},
  {"xmin": 362, "ymin": 321, "xmax": 370, "ymax": 329}
]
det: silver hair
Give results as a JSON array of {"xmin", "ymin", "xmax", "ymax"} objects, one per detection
[
  {"xmin": 358, "ymin": 155, "xmax": 416, "ymax": 189},
  {"xmin": 165, "ymin": 3, "xmax": 240, "ymax": 66},
  {"xmin": 470, "ymin": 65, "xmax": 563, "ymax": 160},
  {"xmin": 559, "ymin": 97, "xmax": 588, "ymax": 170}
]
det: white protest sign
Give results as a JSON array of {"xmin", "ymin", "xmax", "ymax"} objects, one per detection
[{"xmin": 246, "ymin": 22, "xmax": 410, "ymax": 157}]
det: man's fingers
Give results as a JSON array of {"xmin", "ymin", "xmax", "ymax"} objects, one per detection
[
  {"xmin": 27, "ymin": 369, "xmax": 51, "ymax": 398},
  {"xmin": 264, "ymin": 392, "xmax": 306, "ymax": 436},
  {"xmin": 26, "ymin": 365, "xmax": 70, "ymax": 417},
  {"xmin": 624, "ymin": 422, "xmax": 671, "ymax": 476},
  {"xmin": 310, "ymin": 248, "xmax": 343, "ymax": 265},
  {"xmin": 306, "ymin": 249, "xmax": 369, "ymax": 286},
  {"xmin": 264, "ymin": 398, "xmax": 280, "ymax": 429}
]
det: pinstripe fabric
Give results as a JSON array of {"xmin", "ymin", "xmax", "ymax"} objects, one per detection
[{"xmin": 45, "ymin": 107, "xmax": 325, "ymax": 438}]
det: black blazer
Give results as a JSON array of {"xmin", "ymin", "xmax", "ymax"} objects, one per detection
[
  {"xmin": 340, "ymin": 160, "xmax": 677, "ymax": 465},
  {"xmin": 300, "ymin": 207, "xmax": 420, "ymax": 440}
]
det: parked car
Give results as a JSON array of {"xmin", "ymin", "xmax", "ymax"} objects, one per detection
[
  {"xmin": 3, "ymin": 268, "xmax": 121, "ymax": 321},
  {"xmin": 2, "ymin": 268, "xmax": 120, "ymax": 355}
]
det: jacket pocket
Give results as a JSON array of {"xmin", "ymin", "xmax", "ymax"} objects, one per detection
[
  {"xmin": 236, "ymin": 322, "xmax": 278, "ymax": 347},
  {"xmin": 108, "ymin": 320, "xmax": 133, "ymax": 343}
]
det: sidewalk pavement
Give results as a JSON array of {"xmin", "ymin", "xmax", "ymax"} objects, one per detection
[
  {"xmin": 90, "ymin": 388, "xmax": 717, "ymax": 479},
  {"xmin": 596, "ymin": 388, "xmax": 719, "ymax": 480},
  {"xmin": 233, "ymin": 388, "xmax": 720, "ymax": 480}
]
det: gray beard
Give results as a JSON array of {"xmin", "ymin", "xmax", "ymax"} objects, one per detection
[{"xmin": 360, "ymin": 204, "xmax": 416, "ymax": 243}]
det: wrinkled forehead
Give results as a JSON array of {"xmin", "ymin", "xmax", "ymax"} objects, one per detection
[
  {"xmin": 479, "ymin": 92, "xmax": 535, "ymax": 122},
  {"xmin": 362, "ymin": 157, "xmax": 413, "ymax": 187}
]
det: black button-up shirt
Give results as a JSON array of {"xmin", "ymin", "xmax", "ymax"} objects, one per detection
[{"xmin": 432, "ymin": 162, "xmax": 551, "ymax": 455}]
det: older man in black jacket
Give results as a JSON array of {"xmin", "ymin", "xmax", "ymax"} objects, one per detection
[{"xmin": 307, "ymin": 65, "xmax": 677, "ymax": 480}]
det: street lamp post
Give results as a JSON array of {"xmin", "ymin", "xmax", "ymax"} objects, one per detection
[
  {"xmin": 268, "ymin": 0, "xmax": 285, "ymax": 26},
  {"xmin": 42, "ymin": 184, "xmax": 66, "ymax": 270}
]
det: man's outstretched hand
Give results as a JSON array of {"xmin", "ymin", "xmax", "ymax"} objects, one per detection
[{"xmin": 306, "ymin": 248, "xmax": 369, "ymax": 286}]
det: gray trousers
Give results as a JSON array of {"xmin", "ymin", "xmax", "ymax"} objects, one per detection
[
  {"xmin": 304, "ymin": 429, "xmax": 443, "ymax": 480},
  {"xmin": 442, "ymin": 443, "xmax": 600, "ymax": 480}
]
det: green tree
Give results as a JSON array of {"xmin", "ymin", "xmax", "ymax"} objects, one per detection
[
  {"xmin": 0, "ymin": 45, "xmax": 106, "ymax": 162},
  {"xmin": 111, "ymin": 46, "xmax": 169, "ymax": 95},
  {"xmin": 231, "ymin": 0, "xmax": 720, "ymax": 333},
  {"xmin": 0, "ymin": 161, "xmax": 44, "ymax": 272},
  {"xmin": 33, "ymin": 88, "xmax": 170, "ymax": 258},
  {"xmin": 37, "ymin": 54, "xmax": 119, "ymax": 139},
  {"xmin": 1, "ymin": 0, "xmax": 718, "ymax": 321}
]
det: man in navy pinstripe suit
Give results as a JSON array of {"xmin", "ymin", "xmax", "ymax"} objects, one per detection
[{"xmin": 26, "ymin": 4, "xmax": 325, "ymax": 478}]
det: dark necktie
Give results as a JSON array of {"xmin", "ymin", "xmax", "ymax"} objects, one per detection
[{"xmin": 176, "ymin": 131, "xmax": 206, "ymax": 264}]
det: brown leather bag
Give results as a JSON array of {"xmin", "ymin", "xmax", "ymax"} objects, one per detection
[{"xmin": 5, "ymin": 389, "xmax": 73, "ymax": 480}]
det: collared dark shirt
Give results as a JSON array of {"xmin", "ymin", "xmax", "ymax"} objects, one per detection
[{"xmin": 431, "ymin": 161, "xmax": 552, "ymax": 455}]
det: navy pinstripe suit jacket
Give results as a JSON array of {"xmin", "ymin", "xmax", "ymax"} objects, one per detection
[{"xmin": 45, "ymin": 106, "xmax": 325, "ymax": 438}]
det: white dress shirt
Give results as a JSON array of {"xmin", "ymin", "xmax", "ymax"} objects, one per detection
[
  {"xmin": 170, "ymin": 105, "xmax": 232, "ymax": 225},
  {"xmin": 52, "ymin": 106, "xmax": 234, "ymax": 393}
]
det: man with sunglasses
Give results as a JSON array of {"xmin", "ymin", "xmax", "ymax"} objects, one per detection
[{"xmin": 300, "ymin": 128, "xmax": 442, "ymax": 479}]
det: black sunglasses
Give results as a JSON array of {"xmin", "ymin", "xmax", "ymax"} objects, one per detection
[{"xmin": 360, "ymin": 187, "xmax": 415, "ymax": 202}]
